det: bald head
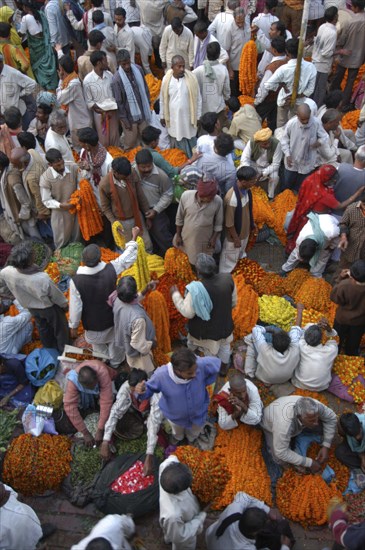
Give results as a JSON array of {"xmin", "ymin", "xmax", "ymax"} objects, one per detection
[
  {"xmin": 10, "ymin": 147, "xmax": 30, "ymax": 170},
  {"xmin": 297, "ymin": 103, "xmax": 311, "ymax": 125}
]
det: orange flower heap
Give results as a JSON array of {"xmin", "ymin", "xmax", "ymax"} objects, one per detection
[
  {"xmin": 333, "ymin": 355, "xmax": 365, "ymax": 403},
  {"xmin": 251, "ymin": 187, "xmax": 275, "ymax": 229},
  {"xmin": 69, "ymin": 179, "xmax": 103, "ymax": 241},
  {"xmin": 292, "ymin": 388, "xmax": 329, "ymax": 406},
  {"xmin": 233, "ymin": 258, "xmax": 266, "ymax": 286},
  {"xmin": 145, "ymin": 74, "xmax": 162, "ymax": 107},
  {"xmin": 157, "ymin": 272, "xmax": 188, "ymax": 341},
  {"xmin": 341, "ymin": 110, "xmax": 360, "ymax": 132},
  {"xmin": 253, "ymin": 272, "xmax": 286, "ymax": 297},
  {"xmin": 295, "ymin": 277, "xmax": 333, "ymax": 315},
  {"xmin": 232, "ymin": 274, "xmax": 259, "ymax": 338},
  {"xmin": 282, "ymin": 268, "xmax": 311, "ymax": 298},
  {"xmin": 164, "ymin": 247, "xmax": 195, "ymax": 283},
  {"xmin": 212, "ymin": 424, "xmax": 272, "ymax": 509},
  {"xmin": 271, "ymin": 190, "xmax": 297, "ymax": 245},
  {"xmin": 158, "ymin": 148, "xmax": 188, "ymax": 166},
  {"xmin": 107, "ymin": 146, "xmax": 125, "ymax": 159},
  {"xmin": 238, "ymin": 39, "xmax": 257, "ymax": 97},
  {"xmin": 175, "ymin": 446, "xmax": 231, "ymax": 504},
  {"xmin": 238, "ymin": 95, "xmax": 255, "ymax": 106},
  {"xmin": 145, "ymin": 290, "xmax": 171, "ymax": 353},
  {"xmin": 3, "ymin": 434, "xmax": 72, "ymax": 496}
]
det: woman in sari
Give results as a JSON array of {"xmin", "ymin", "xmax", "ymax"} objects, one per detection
[
  {"xmin": 19, "ymin": 0, "xmax": 58, "ymax": 91},
  {"xmin": 0, "ymin": 6, "xmax": 35, "ymax": 78},
  {"xmin": 0, "ymin": 6, "xmax": 22, "ymax": 47},
  {"xmin": 286, "ymin": 164, "xmax": 364, "ymax": 255}
]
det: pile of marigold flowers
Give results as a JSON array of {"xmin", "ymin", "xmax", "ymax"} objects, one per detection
[
  {"xmin": 158, "ymin": 148, "xmax": 188, "ymax": 167},
  {"xmin": 276, "ymin": 469, "xmax": 341, "ymax": 526},
  {"xmin": 175, "ymin": 446, "xmax": 231, "ymax": 504},
  {"xmin": 157, "ymin": 272, "xmax": 188, "ymax": 341},
  {"xmin": 271, "ymin": 190, "xmax": 297, "ymax": 245},
  {"xmin": 258, "ymin": 295, "xmax": 296, "ymax": 331},
  {"xmin": 212, "ymin": 424, "xmax": 272, "ymax": 510},
  {"xmin": 251, "ymin": 187, "xmax": 275, "ymax": 230},
  {"xmin": 307, "ymin": 442, "xmax": 350, "ymax": 494},
  {"xmin": 44, "ymin": 262, "xmax": 60, "ymax": 284},
  {"xmin": 3, "ymin": 434, "xmax": 72, "ymax": 496},
  {"xmin": 100, "ymin": 247, "xmax": 119, "ymax": 262},
  {"xmin": 253, "ymin": 272, "xmax": 286, "ymax": 297},
  {"xmin": 294, "ymin": 277, "xmax": 333, "ymax": 315},
  {"xmin": 333, "ymin": 355, "xmax": 365, "ymax": 403},
  {"xmin": 233, "ymin": 258, "xmax": 266, "ymax": 286},
  {"xmin": 164, "ymin": 247, "xmax": 195, "ymax": 283},
  {"xmin": 282, "ymin": 268, "xmax": 311, "ymax": 298},
  {"xmin": 145, "ymin": 73, "xmax": 162, "ymax": 107},
  {"xmin": 341, "ymin": 110, "xmax": 360, "ymax": 132},
  {"xmin": 232, "ymin": 274, "xmax": 259, "ymax": 338},
  {"xmin": 145, "ymin": 290, "xmax": 171, "ymax": 353},
  {"xmin": 292, "ymin": 388, "xmax": 329, "ymax": 406}
]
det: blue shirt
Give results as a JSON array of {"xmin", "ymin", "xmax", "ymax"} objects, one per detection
[{"xmin": 140, "ymin": 356, "xmax": 220, "ymax": 427}]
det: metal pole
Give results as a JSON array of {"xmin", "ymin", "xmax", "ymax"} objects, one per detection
[{"xmin": 291, "ymin": 0, "xmax": 310, "ymax": 107}]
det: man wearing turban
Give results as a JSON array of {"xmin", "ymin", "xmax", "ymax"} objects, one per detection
[
  {"xmin": 239, "ymin": 127, "xmax": 282, "ymax": 199},
  {"xmin": 174, "ymin": 177, "xmax": 223, "ymax": 266}
]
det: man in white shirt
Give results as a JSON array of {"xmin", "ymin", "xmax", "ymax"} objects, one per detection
[
  {"xmin": 65, "ymin": 0, "xmax": 113, "ymax": 36},
  {"xmin": 160, "ymin": 55, "xmax": 202, "ymax": 157},
  {"xmin": 44, "ymin": 109, "xmax": 75, "ymax": 164},
  {"xmin": 240, "ymin": 127, "xmax": 282, "ymax": 198},
  {"xmin": 254, "ymin": 36, "xmax": 287, "ymax": 132},
  {"xmin": 83, "ymin": 50, "xmax": 120, "ymax": 148},
  {"xmin": 281, "ymin": 103, "xmax": 329, "ymax": 191},
  {"xmin": 44, "ymin": 0, "xmax": 71, "ymax": 52},
  {"xmin": 312, "ymin": 7, "xmax": 338, "ymax": 108},
  {"xmin": 193, "ymin": 42, "xmax": 230, "ymax": 120},
  {"xmin": 214, "ymin": 372, "xmax": 263, "ymax": 429},
  {"xmin": 208, "ymin": 0, "xmax": 238, "ymax": 44},
  {"xmin": 71, "ymin": 514, "xmax": 136, "ymax": 550},
  {"xmin": 244, "ymin": 322, "xmax": 302, "ymax": 385},
  {"xmin": 0, "ymin": 299, "xmax": 32, "ymax": 355},
  {"xmin": 114, "ymin": 6, "xmax": 135, "ymax": 61},
  {"xmin": 193, "ymin": 19, "xmax": 228, "ymax": 68},
  {"xmin": 251, "ymin": 0, "xmax": 279, "ymax": 38},
  {"xmin": 264, "ymin": 38, "xmax": 317, "ymax": 127},
  {"xmin": 224, "ymin": 6, "xmax": 251, "ymax": 97},
  {"xmin": 159, "ymin": 17, "xmax": 194, "ymax": 70},
  {"xmin": 0, "ymin": 56, "xmax": 36, "ymax": 117},
  {"xmin": 281, "ymin": 212, "xmax": 340, "ymax": 277},
  {"xmin": 317, "ymin": 108, "xmax": 354, "ymax": 165},
  {"xmin": 257, "ymin": 20, "xmax": 292, "ymax": 77},
  {"xmin": 292, "ymin": 318, "xmax": 339, "ymax": 391},
  {"xmin": 132, "ymin": 24, "xmax": 153, "ymax": 74}
]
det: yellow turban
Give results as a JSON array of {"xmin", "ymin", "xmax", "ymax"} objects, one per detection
[{"xmin": 254, "ymin": 128, "xmax": 273, "ymax": 142}]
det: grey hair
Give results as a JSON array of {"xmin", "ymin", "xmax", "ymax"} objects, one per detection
[
  {"xmin": 321, "ymin": 108, "xmax": 340, "ymax": 124},
  {"xmin": 116, "ymin": 48, "xmax": 130, "ymax": 63},
  {"xmin": 195, "ymin": 253, "xmax": 217, "ymax": 278},
  {"xmin": 355, "ymin": 145, "xmax": 365, "ymax": 164},
  {"xmin": 294, "ymin": 397, "xmax": 319, "ymax": 418},
  {"xmin": 233, "ymin": 6, "xmax": 246, "ymax": 17},
  {"xmin": 49, "ymin": 109, "xmax": 67, "ymax": 128},
  {"xmin": 228, "ymin": 0, "xmax": 240, "ymax": 9},
  {"xmin": 171, "ymin": 55, "xmax": 185, "ymax": 67},
  {"xmin": 304, "ymin": 324, "xmax": 322, "ymax": 347}
]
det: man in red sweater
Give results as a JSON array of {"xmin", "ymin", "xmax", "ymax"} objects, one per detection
[{"xmin": 64, "ymin": 360, "xmax": 114, "ymax": 447}]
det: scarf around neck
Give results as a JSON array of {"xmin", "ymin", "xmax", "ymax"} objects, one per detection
[
  {"xmin": 109, "ymin": 172, "xmax": 143, "ymax": 231},
  {"xmin": 81, "ymin": 144, "xmax": 107, "ymax": 186},
  {"xmin": 233, "ymin": 183, "xmax": 254, "ymax": 236},
  {"xmin": 161, "ymin": 69, "xmax": 199, "ymax": 129},
  {"xmin": 118, "ymin": 65, "xmax": 151, "ymax": 123},
  {"xmin": 194, "ymin": 32, "xmax": 211, "ymax": 69},
  {"xmin": 167, "ymin": 363, "xmax": 191, "ymax": 385},
  {"xmin": 186, "ymin": 281, "xmax": 213, "ymax": 321},
  {"xmin": 203, "ymin": 59, "xmax": 218, "ymax": 80}
]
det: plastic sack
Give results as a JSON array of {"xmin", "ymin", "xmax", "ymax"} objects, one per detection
[
  {"xmin": 91, "ymin": 452, "xmax": 160, "ymax": 518},
  {"xmin": 22, "ymin": 404, "xmax": 45, "ymax": 436},
  {"xmin": 25, "ymin": 348, "xmax": 59, "ymax": 387},
  {"xmin": 33, "ymin": 380, "xmax": 63, "ymax": 410}
]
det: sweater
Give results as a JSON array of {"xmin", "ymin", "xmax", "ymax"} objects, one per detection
[
  {"xmin": 140, "ymin": 357, "xmax": 220, "ymax": 427},
  {"xmin": 63, "ymin": 360, "xmax": 113, "ymax": 433},
  {"xmin": 331, "ymin": 279, "xmax": 365, "ymax": 326},
  {"xmin": 113, "ymin": 299, "xmax": 156, "ymax": 357}
]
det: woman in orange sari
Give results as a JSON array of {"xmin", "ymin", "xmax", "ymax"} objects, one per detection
[{"xmin": 286, "ymin": 164, "xmax": 364, "ymax": 254}]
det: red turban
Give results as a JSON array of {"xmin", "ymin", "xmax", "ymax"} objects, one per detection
[{"xmin": 196, "ymin": 178, "xmax": 218, "ymax": 199}]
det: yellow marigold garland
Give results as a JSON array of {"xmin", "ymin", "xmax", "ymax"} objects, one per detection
[
  {"xmin": 175, "ymin": 446, "xmax": 231, "ymax": 504},
  {"xmin": 212, "ymin": 424, "xmax": 273, "ymax": 509},
  {"xmin": 69, "ymin": 179, "xmax": 103, "ymax": 241},
  {"xmin": 232, "ymin": 274, "xmax": 259, "ymax": 338},
  {"xmin": 238, "ymin": 39, "xmax": 258, "ymax": 96},
  {"xmin": 3, "ymin": 434, "xmax": 72, "ymax": 496},
  {"xmin": 112, "ymin": 221, "xmax": 126, "ymax": 249},
  {"xmin": 44, "ymin": 262, "xmax": 60, "ymax": 284},
  {"xmin": 145, "ymin": 289, "xmax": 171, "ymax": 353},
  {"xmin": 258, "ymin": 295, "xmax": 296, "ymax": 331}
]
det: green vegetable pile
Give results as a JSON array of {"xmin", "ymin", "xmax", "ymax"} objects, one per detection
[
  {"xmin": 0, "ymin": 409, "xmax": 19, "ymax": 452},
  {"xmin": 70, "ymin": 445, "xmax": 102, "ymax": 487},
  {"xmin": 115, "ymin": 433, "xmax": 164, "ymax": 460},
  {"xmin": 31, "ymin": 242, "xmax": 49, "ymax": 267}
]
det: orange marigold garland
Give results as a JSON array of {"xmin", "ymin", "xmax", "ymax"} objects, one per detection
[
  {"xmin": 69, "ymin": 179, "xmax": 103, "ymax": 241},
  {"xmin": 341, "ymin": 110, "xmax": 360, "ymax": 132},
  {"xmin": 175, "ymin": 446, "xmax": 231, "ymax": 504},
  {"xmin": 3, "ymin": 434, "xmax": 72, "ymax": 496},
  {"xmin": 294, "ymin": 277, "xmax": 333, "ymax": 315},
  {"xmin": 282, "ymin": 268, "xmax": 311, "ymax": 298},
  {"xmin": 292, "ymin": 388, "xmax": 329, "ymax": 406},
  {"xmin": 158, "ymin": 148, "xmax": 188, "ymax": 167},
  {"xmin": 251, "ymin": 187, "xmax": 275, "ymax": 230},
  {"xmin": 238, "ymin": 39, "xmax": 258, "ymax": 97},
  {"xmin": 100, "ymin": 247, "xmax": 119, "ymax": 262},
  {"xmin": 238, "ymin": 95, "xmax": 255, "ymax": 106},
  {"xmin": 145, "ymin": 290, "xmax": 171, "ymax": 353},
  {"xmin": 107, "ymin": 146, "xmax": 126, "ymax": 159},
  {"xmin": 333, "ymin": 355, "xmax": 365, "ymax": 403},
  {"xmin": 44, "ymin": 262, "xmax": 60, "ymax": 284},
  {"xmin": 253, "ymin": 272, "xmax": 286, "ymax": 297},
  {"xmin": 164, "ymin": 247, "xmax": 196, "ymax": 283},
  {"xmin": 212, "ymin": 424, "xmax": 272, "ymax": 509},
  {"xmin": 271, "ymin": 190, "xmax": 297, "ymax": 245},
  {"xmin": 232, "ymin": 274, "xmax": 259, "ymax": 338},
  {"xmin": 145, "ymin": 74, "xmax": 162, "ymax": 108},
  {"xmin": 158, "ymin": 272, "xmax": 188, "ymax": 341},
  {"xmin": 233, "ymin": 258, "xmax": 266, "ymax": 286}
]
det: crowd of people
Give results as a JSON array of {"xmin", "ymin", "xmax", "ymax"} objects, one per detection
[{"xmin": 0, "ymin": 0, "xmax": 365, "ymax": 548}]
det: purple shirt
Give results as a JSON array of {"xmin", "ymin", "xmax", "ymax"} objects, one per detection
[{"xmin": 140, "ymin": 356, "xmax": 220, "ymax": 427}]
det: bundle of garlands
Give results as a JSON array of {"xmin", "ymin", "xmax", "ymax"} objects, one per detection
[
  {"xmin": 212, "ymin": 424, "xmax": 273, "ymax": 509},
  {"xmin": 120, "ymin": 236, "xmax": 150, "ymax": 291},
  {"xmin": 238, "ymin": 39, "xmax": 257, "ymax": 97},
  {"xmin": 333, "ymin": 355, "xmax": 365, "ymax": 404},
  {"xmin": 174, "ymin": 446, "xmax": 231, "ymax": 504},
  {"xmin": 145, "ymin": 73, "xmax": 162, "ymax": 107},
  {"xmin": 294, "ymin": 277, "xmax": 334, "ymax": 315},
  {"xmin": 233, "ymin": 258, "xmax": 266, "ymax": 286},
  {"xmin": 271, "ymin": 190, "xmax": 297, "ymax": 245},
  {"xmin": 145, "ymin": 289, "xmax": 171, "ymax": 366},
  {"xmin": 157, "ymin": 272, "xmax": 188, "ymax": 341},
  {"xmin": 3, "ymin": 434, "xmax": 72, "ymax": 496},
  {"xmin": 282, "ymin": 268, "xmax": 311, "ymax": 298},
  {"xmin": 232, "ymin": 274, "xmax": 259, "ymax": 339},
  {"xmin": 251, "ymin": 187, "xmax": 275, "ymax": 230},
  {"xmin": 341, "ymin": 110, "xmax": 360, "ymax": 132},
  {"xmin": 253, "ymin": 272, "xmax": 287, "ymax": 297},
  {"xmin": 69, "ymin": 179, "xmax": 103, "ymax": 241},
  {"xmin": 164, "ymin": 247, "xmax": 196, "ymax": 284}
]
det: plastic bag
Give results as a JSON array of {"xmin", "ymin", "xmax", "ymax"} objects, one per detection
[
  {"xmin": 22, "ymin": 404, "xmax": 45, "ymax": 436},
  {"xmin": 25, "ymin": 348, "xmax": 59, "ymax": 387},
  {"xmin": 33, "ymin": 380, "xmax": 63, "ymax": 410}
]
